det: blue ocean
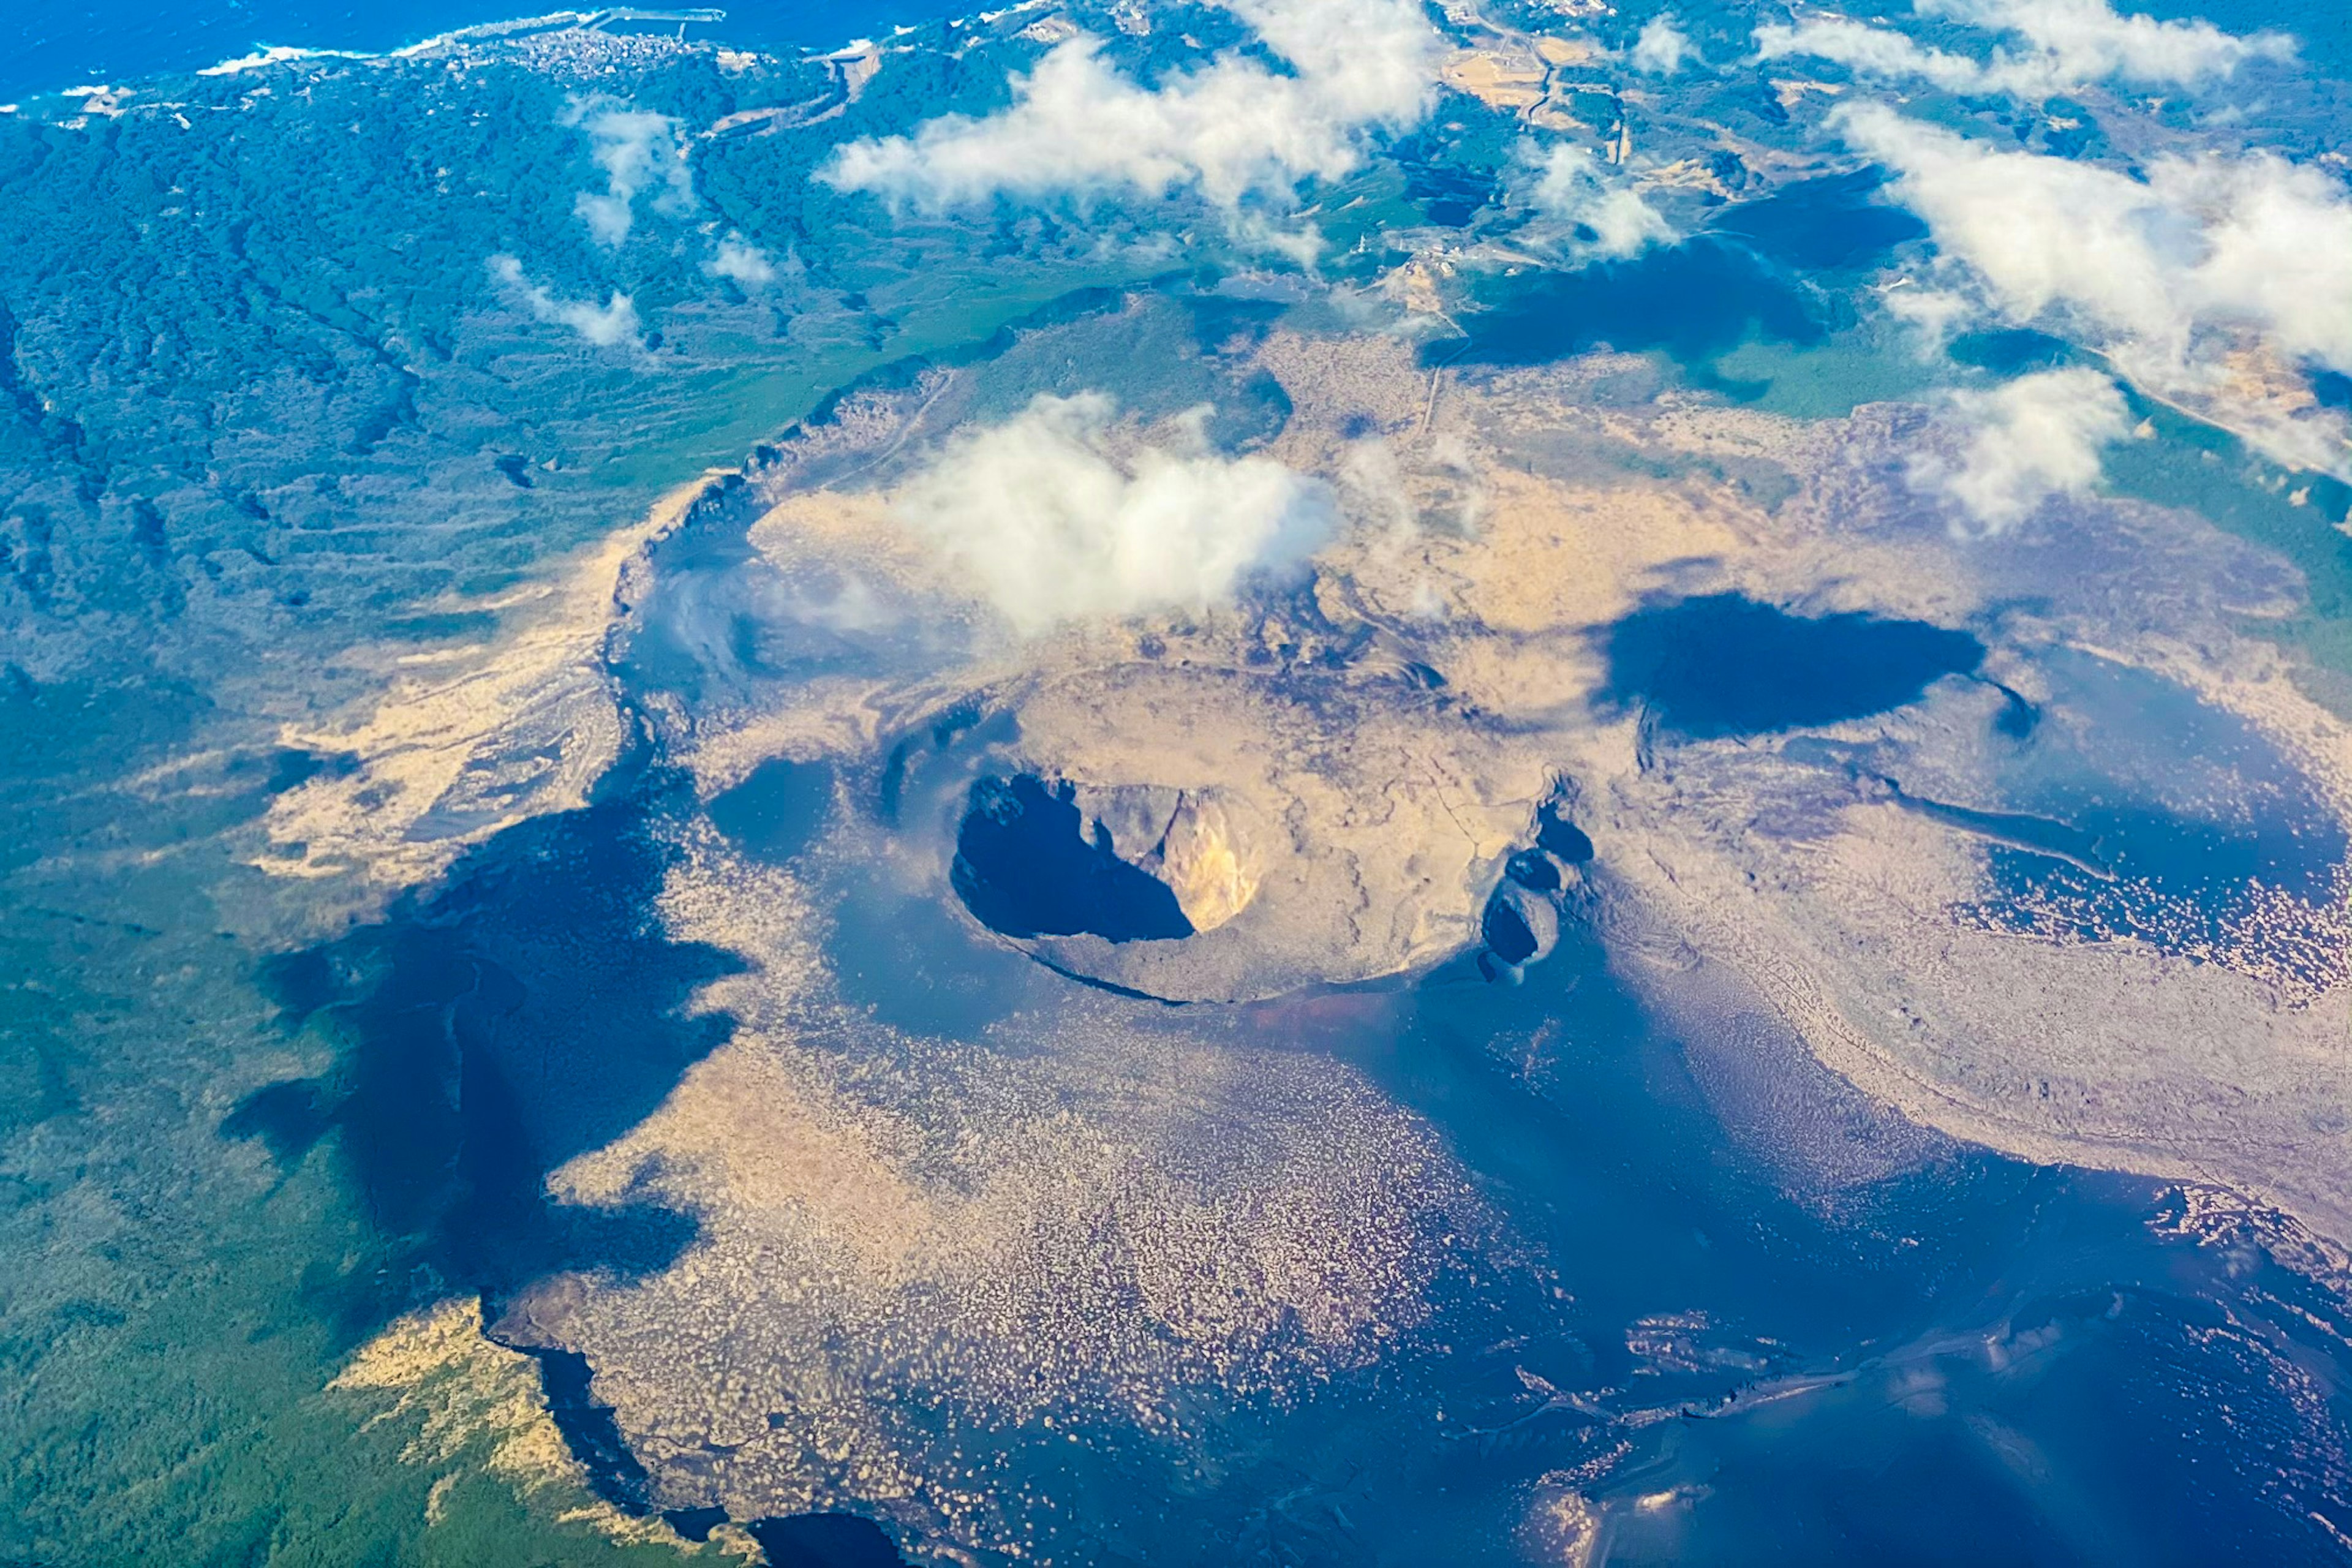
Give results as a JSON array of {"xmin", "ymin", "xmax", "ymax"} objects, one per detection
[{"xmin": 2, "ymin": 0, "xmax": 951, "ymax": 99}]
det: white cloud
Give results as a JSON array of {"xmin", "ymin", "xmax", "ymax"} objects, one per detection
[
  {"xmin": 1911, "ymin": 366, "xmax": 2130, "ymax": 532},
  {"xmin": 1630, "ymin": 15, "xmax": 1695, "ymax": 75},
  {"xmin": 486, "ymin": 254, "xmax": 642, "ymax": 348},
  {"xmin": 565, "ymin": 105, "xmax": 693, "ymax": 246},
  {"xmin": 821, "ymin": 0, "xmax": 1438, "ymax": 214},
  {"xmin": 1336, "ymin": 436, "xmax": 1417, "ymax": 535},
  {"xmin": 706, "ymin": 235, "xmax": 777, "ymax": 287},
  {"xmin": 1882, "ymin": 282, "xmax": 1978, "ymax": 348},
  {"xmin": 1521, "ymin": 144, "xmax": 1673, "ymax": 258},
  {"xmin": 1841, "ymin": 104, "xmax": 2352, "ymax": 472},
  {"xmin": 892, "ymin": 392, "xmax": 1336, "ymax": 634},
  {"xmin": 1756, "ymin": 0, "xmax": 2292, "ymax": 97},
  {"xmin": 1923, "ymin": 0, "xmax": 2293, "ymax": 83},
  {"xmin": 1756, "ymin": 20, "xmax": 1991, "ymax": 92}
]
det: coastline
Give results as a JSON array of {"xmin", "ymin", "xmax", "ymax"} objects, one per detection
[{"xmin": 0, "ymin": 0, "xmax": 965, "ymax": 105}]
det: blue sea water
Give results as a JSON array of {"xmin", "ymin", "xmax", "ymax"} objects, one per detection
[
  {"xmin": 16, "ymin": 0, "xmax": 2341, "ymax": 132},
  {"xmin": 0, "ymin": 0, "xmax": 961, "ymax": 100}
]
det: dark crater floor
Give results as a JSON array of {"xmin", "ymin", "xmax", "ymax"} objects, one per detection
[{"xmin": 950, "ymin": 773, "xmax": 1194, "ymax": 943}]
